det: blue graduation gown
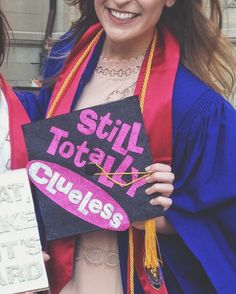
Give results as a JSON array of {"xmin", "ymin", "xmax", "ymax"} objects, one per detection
[{"xmin": 17, "ymin": 33, "xmax": 236, "ymax": 294}]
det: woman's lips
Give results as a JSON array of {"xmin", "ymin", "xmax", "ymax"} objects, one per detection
[{"xmin": 106, "ymin": 8, "xmax": 139, "ymax": 24}]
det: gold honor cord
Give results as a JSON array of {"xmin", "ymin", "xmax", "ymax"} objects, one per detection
[
  {"xmin": 129, "ymin": 33, "xmax": 158, "ymax": 294},
  {"xmin": 46, "ymin": 30, "xmax": 104, "ymax": 118},
  {"xmin": 46, "ymin": 30, "xmax": 159, "ymax": 294}
]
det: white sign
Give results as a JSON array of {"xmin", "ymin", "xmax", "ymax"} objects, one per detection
[{"xmin": 0, "ymin": 169, "xmax": 49, "ymax": 294}]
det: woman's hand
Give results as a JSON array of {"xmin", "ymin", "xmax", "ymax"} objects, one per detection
[
  {"xmin": 132, "ymin": 163, "xmax": 175, "ymax": 234},
  {"xmin": 145, "ymin": 162, "xmax": 174, "ymax": 209}
]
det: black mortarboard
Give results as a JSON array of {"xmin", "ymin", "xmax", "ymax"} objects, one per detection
[{"xmin": 23, "ymin": 96, "xmax": 163, "ymax": 241}]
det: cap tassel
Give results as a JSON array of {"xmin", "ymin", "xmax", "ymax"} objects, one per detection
[{"xmin": 144, "ymin": 218, "xmax": 159, "ymax": 272}]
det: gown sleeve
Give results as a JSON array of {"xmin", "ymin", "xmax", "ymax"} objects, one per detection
[
  {"xmin": 16, "ymin": 31, "xmax": 74, "ymax": 120},
  {"xmin": 160, "ymin": 89, "xmax": 236, "ymax": 294}
]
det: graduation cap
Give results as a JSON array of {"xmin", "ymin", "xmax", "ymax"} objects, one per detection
[{"xmin": 22, "ymin": 96, "xmax": 164, "ymax": 241}]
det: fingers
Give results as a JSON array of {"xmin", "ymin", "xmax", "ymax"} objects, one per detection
[
  {"xmin": 43, "ymin": 251, "xmax": 50, "ymax": 262},
  {"xmin": 146, "ymin": 171, "xmax": 175, "ymax": 184},
  {"xmin": 145, "ymin": 163, "xmax": 174, "ymax": 197},
  {"xmin": 132, "ymin": 221, "xmax": 145, "ymax": 230},
  {"xmin": 132, "ymin": 164, "xmax": 174, "ymax": 229},
  {"xmin": 145, "ymin": 163, "xmax": 172, "ymax": 173},
  {"xmin": 145, "ymin": 183, "xmax": 174, "ymax": 197},
  {"xmin": 150, "ymin": 196, "xmax": 173, "ymax": 211}
]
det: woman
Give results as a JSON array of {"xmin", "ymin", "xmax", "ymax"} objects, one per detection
[
  {"xmin": 0, "ymin": 4, "xmax": 49, "ymax": 171},
  {"xmin": 0, "ymin": 4, "xmax": 171, "ymax": 294},
  {"xmin": 0, "ymin": 7, "xmax": 32, "ymax": 172},
  {"xmin": 23, "ymin": 0, "xmax": 236, "ymax": 293},
  {"xmin": 0, "ymin": 9, "xmax": 50, "ymax": 293}
]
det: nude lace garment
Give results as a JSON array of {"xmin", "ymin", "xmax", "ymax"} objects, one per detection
[{"xmin": 60, "ymin": 55, "xmax": 144, "ymax": 294}]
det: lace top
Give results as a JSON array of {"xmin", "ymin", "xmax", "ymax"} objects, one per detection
[
  {"xmin": 95, "ymin": 55, "xmax": 144, "ymax": 80},
  {"xmin": 61, "ymin": 56, "xmax": 144, "ymax": 294},
  {"xmin": 75, "ymin": 55, "xmax": 144, "ymax": 109}
]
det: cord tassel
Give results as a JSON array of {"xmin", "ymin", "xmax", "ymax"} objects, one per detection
[{"xmin": 144, "ymin": 219, "xmax": 159, "ymax": 271}]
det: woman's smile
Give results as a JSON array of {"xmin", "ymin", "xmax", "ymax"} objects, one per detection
[
  {"xmin": 109, "ymin": 8, "xmax": 138, "ymax": 21},
  {"xmin": 95, "ymin": 0, "xmax": 168, "ymax": 58}
]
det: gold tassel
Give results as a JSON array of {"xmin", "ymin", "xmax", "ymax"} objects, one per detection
[{"xmin": 144, "ymin": 218, "xmax": 159, "ymax": 272}]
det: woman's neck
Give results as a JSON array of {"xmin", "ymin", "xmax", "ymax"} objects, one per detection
[{"xmin": 102, "ymin": 29, "xmax": 155, "ymax": 60}]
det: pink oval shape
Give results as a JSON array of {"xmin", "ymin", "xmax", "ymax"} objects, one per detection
[{"xmin": 27, "ymin": 160, "xmax": 130, "ymax": 231}]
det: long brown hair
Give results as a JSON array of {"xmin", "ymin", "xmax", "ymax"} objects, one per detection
[
  {"xmin": 66, "ymin": 0, "xmax": 236, "ymax": 99},
  {"xmin": 0, "ymin": 6, "xmax": 10, "ymax": 66}
]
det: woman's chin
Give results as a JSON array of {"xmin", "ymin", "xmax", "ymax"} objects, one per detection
[{"xmin": 105, "ymin": 29, "xmax": 138, "ymax": 46}]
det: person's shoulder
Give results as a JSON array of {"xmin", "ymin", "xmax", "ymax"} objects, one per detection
[
  {"xmin": 43, "ymin": 30, "xmax": 75, "ymax": 79},
  {"xmin": 172, "ymin": 64, "xmax": 234, "ymax": 131},
  {"xmin": 49, "ymin": 30, "xmax": 75, "ymax": 57}
]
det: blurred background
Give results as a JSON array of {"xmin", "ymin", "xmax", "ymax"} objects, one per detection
[
  {"xmin": 1, "ymin": 0, "xmax": 78, "ymax": 88},
  {"xmin": 1, "ymin": 0, "xmax": 236, "ymax": 99}
]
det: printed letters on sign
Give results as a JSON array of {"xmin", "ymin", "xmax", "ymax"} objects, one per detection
[{"xmin": 0, "ymin": 169, "xmax": 48, "ymax": 294}]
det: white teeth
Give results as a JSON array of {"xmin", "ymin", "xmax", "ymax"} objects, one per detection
[{"xmin": 110, "ymin": 9, "xmax": 136, "ymax": 20}]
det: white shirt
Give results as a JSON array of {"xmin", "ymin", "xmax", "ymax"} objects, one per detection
[{"xmin": 0, "ymin": 89, "xmax": 11, "ymax": 173}]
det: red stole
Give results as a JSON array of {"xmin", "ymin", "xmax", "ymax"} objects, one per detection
[
  {"xmin": 0, "ymin": 74, "xmax": 30, "ymax": 169},
  {"xmin": 46, "ymin": 23, "xmax": 180, "ymax": 294}
]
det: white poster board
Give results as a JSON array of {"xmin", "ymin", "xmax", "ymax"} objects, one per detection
[{"xmin": 0, "ymin": 169, "xmax": 49, "ymax": 294}]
